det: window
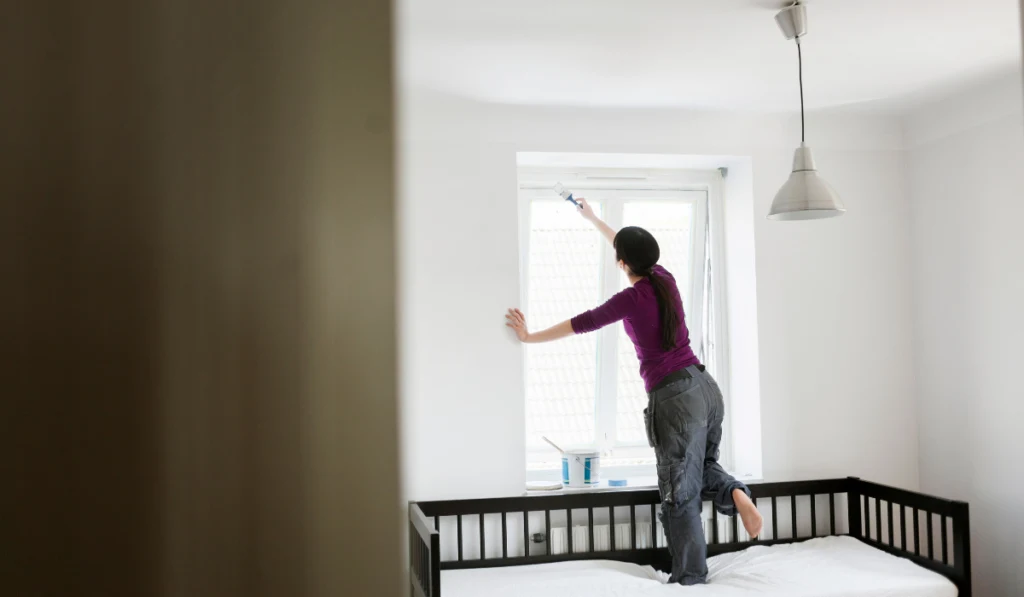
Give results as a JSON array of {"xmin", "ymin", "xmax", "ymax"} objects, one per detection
[{"xmin": 518, "ymin": 167, "xmax": 729, "ymax": 472}]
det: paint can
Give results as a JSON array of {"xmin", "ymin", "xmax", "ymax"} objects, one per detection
[{"xmin": 561, "ymin": 450, "xmax": 600, "ymax": 488}]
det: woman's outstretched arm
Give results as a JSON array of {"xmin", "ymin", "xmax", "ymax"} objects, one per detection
[
  {"xmin": 505, "ymin": 309, "xmax": 574, "ymax": 343},
  {"xmin": 576, "ymin": 197, "xmax": 617, "ymax": 247},
  {"xmin": 506, "ymin": 285, "xmax": 636, "ymax": 343}
]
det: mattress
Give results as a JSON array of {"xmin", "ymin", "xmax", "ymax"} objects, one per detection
[{"xmin": 441, "ymin": 536, "xmax": 957, "ymax": 597}]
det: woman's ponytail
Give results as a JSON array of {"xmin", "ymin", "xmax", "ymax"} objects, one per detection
[{"xmin": 643, "ymin": 269, "xmax": 679, "ymax": 351}]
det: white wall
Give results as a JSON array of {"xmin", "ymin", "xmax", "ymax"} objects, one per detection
[
  {"xmin": 905, "ymin": 73, "xmax": 1024, "ymax": 597},
  {"xmin": 399, "ymin": 88, "xmax": 920, "ymax": 502}
]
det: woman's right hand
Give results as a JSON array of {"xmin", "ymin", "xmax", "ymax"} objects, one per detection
[
  {"xmin": 576, "ymin": 197, "xmax": 596, "ymax": 221},
  {"xmin": 505, "ymin": 308, "xmax": 530, "ymax": 342}
]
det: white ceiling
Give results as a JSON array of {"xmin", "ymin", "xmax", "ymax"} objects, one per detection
[{"xmin": 399, "ymin": 0, "xmax": 1023, "ymax": 112}]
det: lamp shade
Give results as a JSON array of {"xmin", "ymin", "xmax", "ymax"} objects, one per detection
[{"xmin": 768, "ymin": 144, "xmax": 845, "ymax": 221}]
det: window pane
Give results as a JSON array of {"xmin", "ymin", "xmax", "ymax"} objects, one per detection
[
  {"xmin": 525, "ymin": 201, "xmax": 603, "ymax": 449},
  {"xmin": 615, "ymin": 201, "xmax": 694, "ymax": 445}
]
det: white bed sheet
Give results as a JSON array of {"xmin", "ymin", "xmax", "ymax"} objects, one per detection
[{"xmin": 441, "ymin": 536, "xmax": 957, "ymax": 597}]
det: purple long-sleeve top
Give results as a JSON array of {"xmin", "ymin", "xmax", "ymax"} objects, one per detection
[{"xmin": 570, "ymin": 265, "xmax": 700, "ymax": 392}]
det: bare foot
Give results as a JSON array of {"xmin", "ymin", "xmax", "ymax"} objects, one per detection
[{"xmin": 733, "ymin": 488, "xmax": 764, "ymax": 539}]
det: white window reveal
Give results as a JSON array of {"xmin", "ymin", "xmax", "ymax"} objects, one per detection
[{"xmin": 518, "ymin": 167, "xmax": 730, "ymax": 475}]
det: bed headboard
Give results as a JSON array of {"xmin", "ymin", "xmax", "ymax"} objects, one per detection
[
  {"xmin": 848, "ymin": 478, "xmax": 971, "ymax": 597},
  {"xmin": 409, "ymin": 477, "xmax": 971, "ymax": 597}
]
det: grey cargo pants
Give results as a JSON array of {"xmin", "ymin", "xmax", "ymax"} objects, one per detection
[{"xmin": 643, "ymin": 364, "xmax": 750, "ymax": 585}]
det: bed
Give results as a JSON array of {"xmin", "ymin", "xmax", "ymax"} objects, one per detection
[
  {"xmin": 440, "ymin": 537, "xmax": 956, "ymax": 597},
  {"xmin": 410, "ymin": 478, "xmax": 972, "ymax": 597}
]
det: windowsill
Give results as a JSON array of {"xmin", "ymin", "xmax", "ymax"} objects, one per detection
[
  {"xmin": 524, "ymin": 466, "xmax": 762, "ymax": 496},
  {"xmin": 525, "ymin": 476, "xmax": 659, "ymax": 496}
]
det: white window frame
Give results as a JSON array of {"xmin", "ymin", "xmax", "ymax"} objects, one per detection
[{"xmin": 517, "ymin": 166, "xmax": 732, "ymax": 472}]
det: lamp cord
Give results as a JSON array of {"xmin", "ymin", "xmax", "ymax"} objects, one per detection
[{"xmin": 796, "ymin": 37, "xmax": 805, "ymax": 144}]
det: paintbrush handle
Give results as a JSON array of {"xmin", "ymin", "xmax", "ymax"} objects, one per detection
[{"xmin": 541, "ymin": 436, "xmax": 565, "ymax": 454}]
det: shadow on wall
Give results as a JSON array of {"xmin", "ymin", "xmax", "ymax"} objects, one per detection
[{"xmin": 3, "ymin": 1, "xmax": 400, "ymax": 597}]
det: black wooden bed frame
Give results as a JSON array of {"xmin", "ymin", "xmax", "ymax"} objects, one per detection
[{"xmin": 410, "ymin": 477, "xmax": 971, "ymax": 597}]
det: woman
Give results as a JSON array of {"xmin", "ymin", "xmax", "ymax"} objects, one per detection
[{"xmin": 505, "ymin": 198, "xmax": 763, "ymax": 585}]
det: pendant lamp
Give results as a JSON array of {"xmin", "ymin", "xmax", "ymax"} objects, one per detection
[{"xmin": 768, "ymin": 2, "xmax": 846, "ymax": 221}]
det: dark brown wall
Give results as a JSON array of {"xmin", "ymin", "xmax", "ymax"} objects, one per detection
[{"xmin": 1, "ymin": 2, "xmax": 398, "ymax": 596}]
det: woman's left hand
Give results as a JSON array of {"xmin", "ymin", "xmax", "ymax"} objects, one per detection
[{"xmin": 505, "ymin": 308, "xmax": 529, "ymax": 342}]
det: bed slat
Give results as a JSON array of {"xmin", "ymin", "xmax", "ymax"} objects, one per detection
[
  {"xmin": 479, "ymin": 513, "xmax": 485, "ymax": 560},
  {"xmin": 864, "ymin": 495, "xmax": 871, "ymax": 540},
  {"xmin": 501, "ymin": 512, "xmax": 507, "ymax": 558},
  {"xmin": 810, "ymin": 494, "xmax": 817, "ymax": 537},
  {"xmin": 941, "ymin": 515, "xmax": 948, "ymax": 564},
  {"xmin": 712, "ymin": 506, "xmax": 719, "ymax": 544},
  {"xmin": 927, "ymin": 513, "xmax": 934, "ymax": 560},
  {"xmin": 790, "ymin": 496, "xmax": 797, "ymax": 539},
  {"xmin": 876, "ymin": 497, "xmax": 882, "ymax": 542},
  {"xmin": 545, "ymin": 510, "xmax": 551, "ymax": 555},
  {"xmin": 457, "ymin": 515, "xmax": 463, "ymax": 561},
  {"xmin": 887, "ymin": 501, "xmax": 894, "ymax": 547},
  {"xmin": 610, "ymin": 507, "xmax": 616, "ymax": 550},
  {"xmin": 588, "ymin": 507, "xmax": 594, "ymax": 553},
  {"xmin": 651, "ymin": 504, "xmax": 657, "ymax": 547},
  {"xmin": 829, "ymin": 493, "xmax": 835, "ymax": 535},
  {"xmin": 631, "ymin": 505, "xmax": 637, "ymax": 549},
  {"xmin": 771, "ymin": 496, "xmax": 778, "ymax": 540},
  {"xmin": 900, "ymin": 505, "xmax": 907, "ymax": 549},
  {"xmin": 913, "ymin": 508, "xmax": 920, "ymax": 555},
  {"xmin": 524, "ymin": 511, "xmax": 529, "ymax": 557},
  {"xmin": 567, "ymin": 509, "xmax": 573, "ymax": 554}
]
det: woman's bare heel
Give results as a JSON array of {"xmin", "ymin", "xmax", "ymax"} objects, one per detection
[{"xmin": 733, "ymin": 488, "xmax": 764, "ymax": 539}]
